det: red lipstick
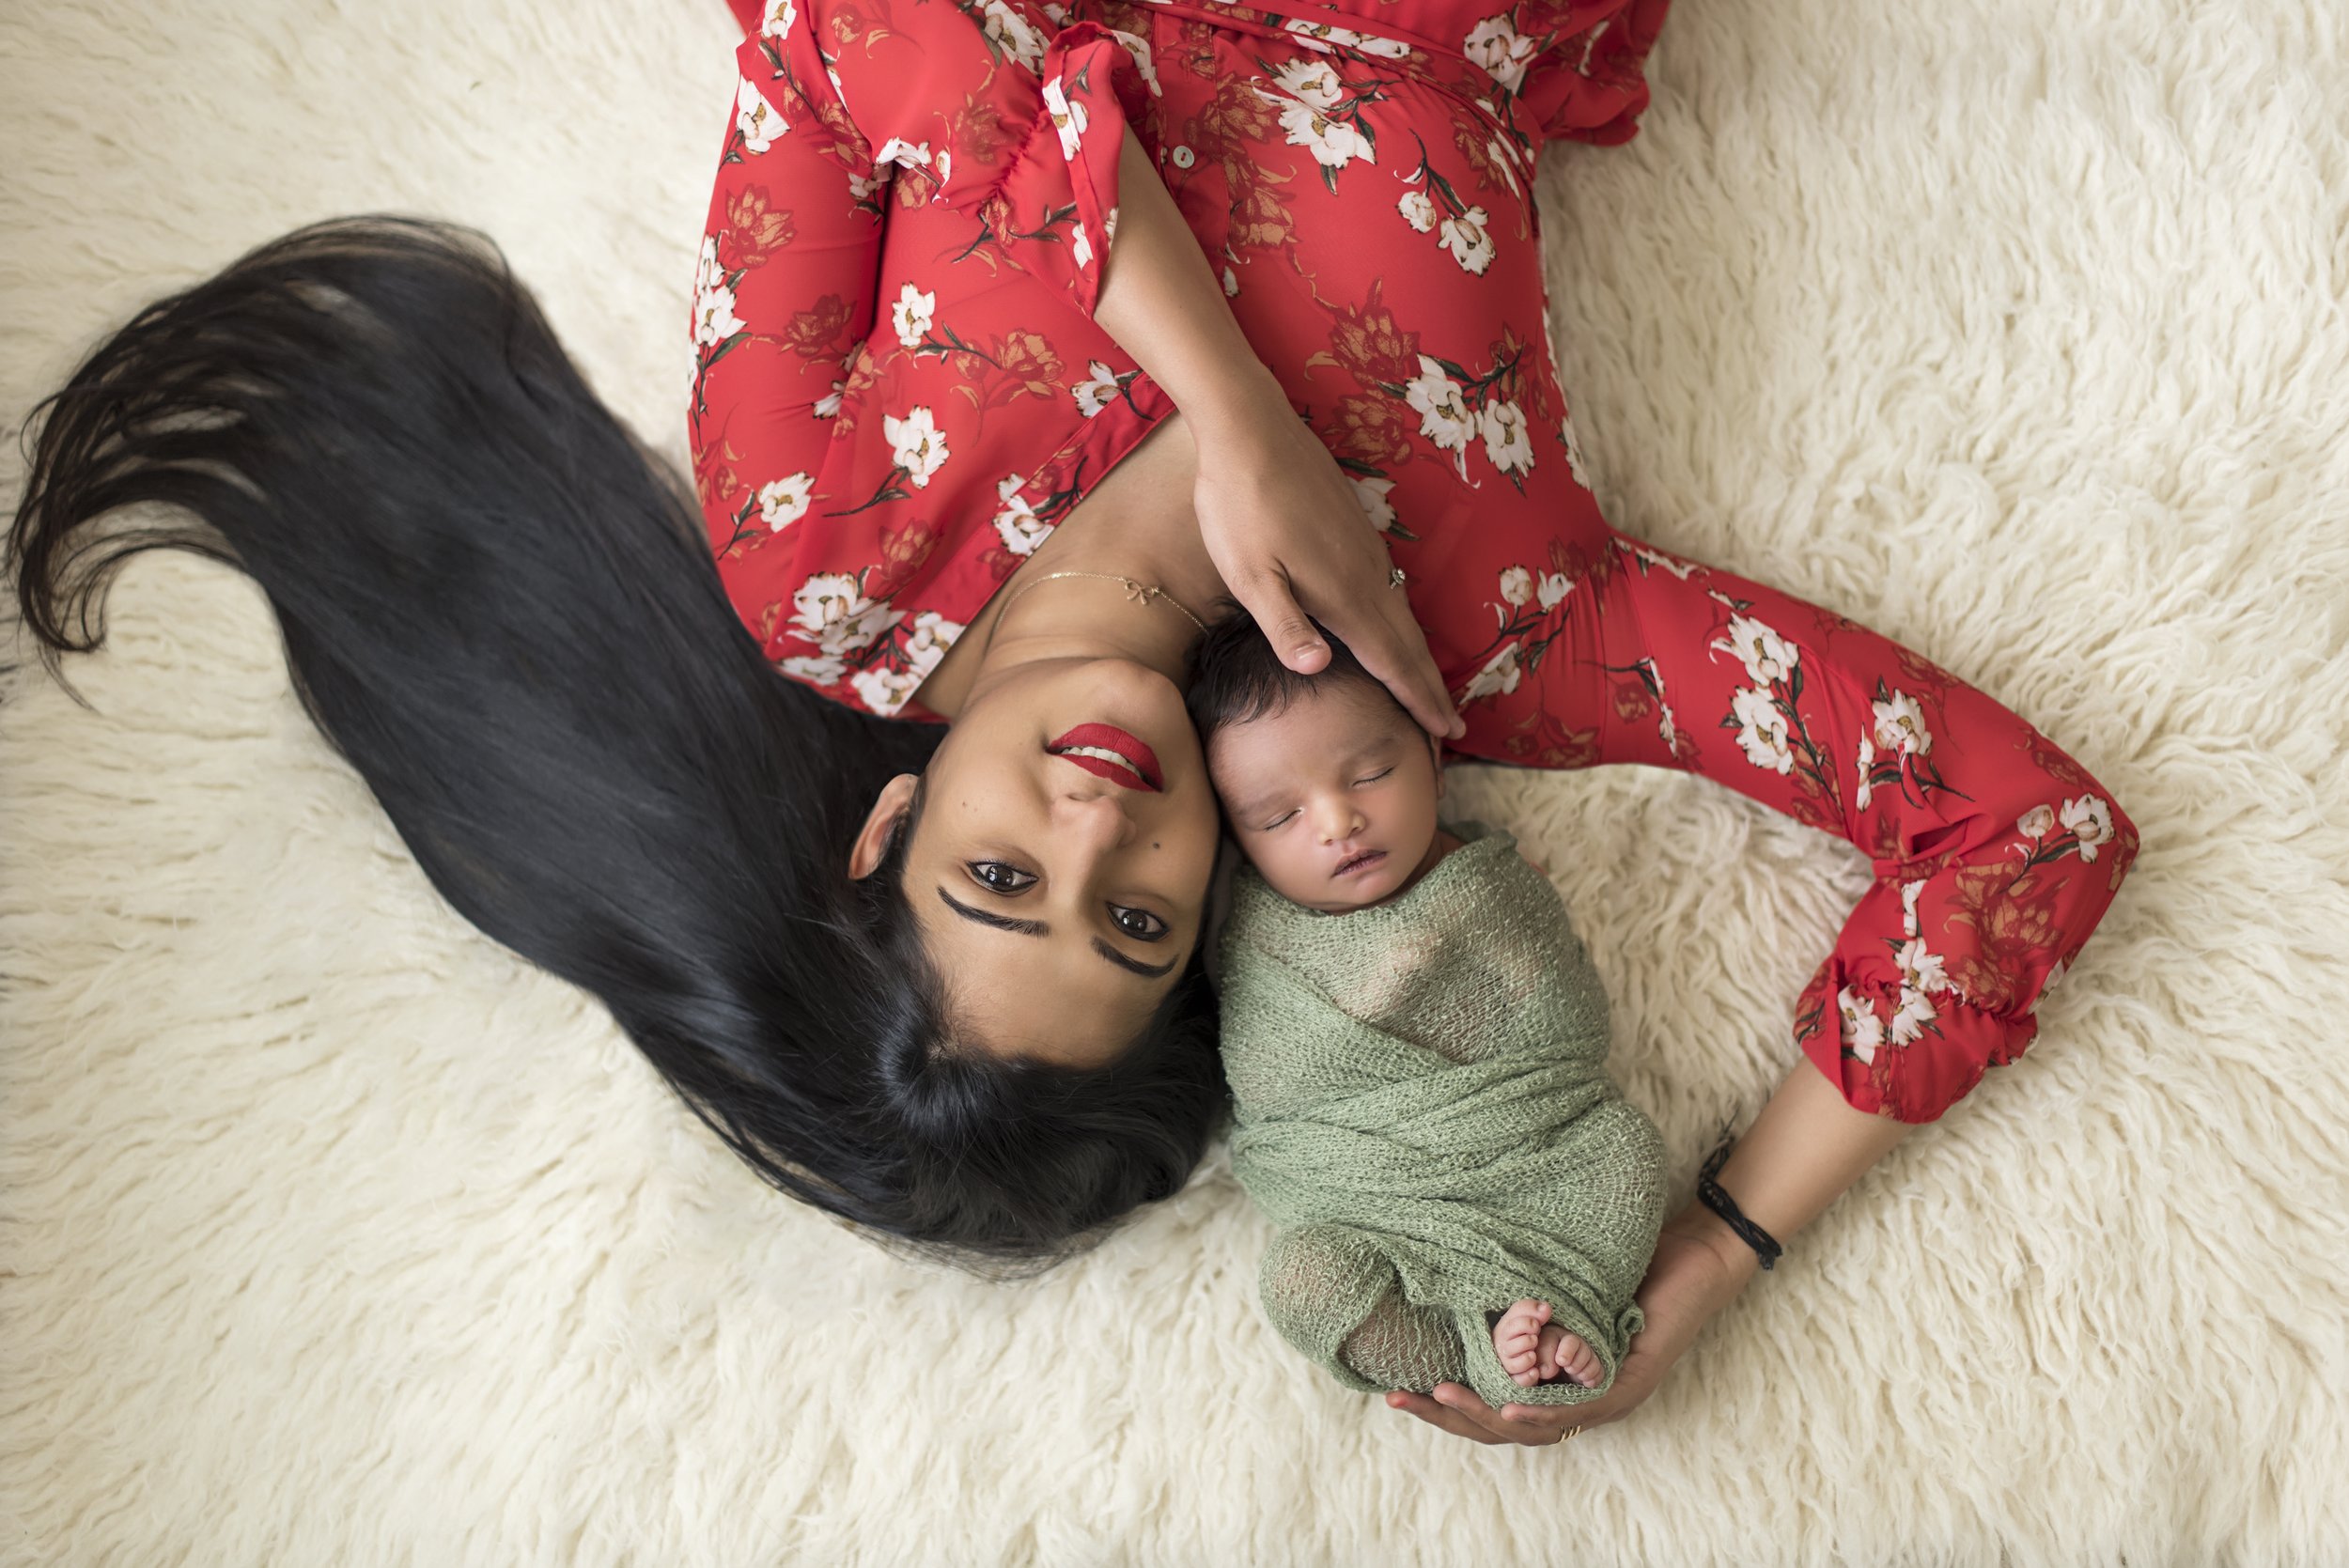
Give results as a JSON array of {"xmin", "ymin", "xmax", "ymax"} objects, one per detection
[{"xmin": 1047, "ymin": 723, "xmax": 1164, "ymax": 792}]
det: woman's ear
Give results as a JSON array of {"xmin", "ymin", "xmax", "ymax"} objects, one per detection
[{"xmin": 848, "ymin": 773, "xmax": 922, "ymax": 880}]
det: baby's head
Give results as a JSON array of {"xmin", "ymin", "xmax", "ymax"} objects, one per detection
[{"xmin": 1187, "ymin": 611, "xmax": 1445, "ymax": 914}]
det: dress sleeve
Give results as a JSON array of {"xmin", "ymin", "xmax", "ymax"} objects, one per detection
[
  {"xmin": 1460, "ymin": 536, "xmax": 2140, "ymax": 1124},
  {"xmin": 1514, "ymin": 0, "xmax": 1672, "ymax": 147},
  {"xmin": 689, "ymin": 0, "xmax": 1138, "ymax": 567},
  {"xmin": 739, "ymin": 0, "xmax": 1132, "ymax": 314}
]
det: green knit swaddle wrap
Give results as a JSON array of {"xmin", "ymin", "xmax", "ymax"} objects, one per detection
[{"xmin": 1219, "ymin": 824, "xmax": 1669, "ymax": 1409}]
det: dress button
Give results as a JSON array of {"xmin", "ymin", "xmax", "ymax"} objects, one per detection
[{"xmin": 1170, "ymin": 145, "xmax": 1196, "ymax": 169}]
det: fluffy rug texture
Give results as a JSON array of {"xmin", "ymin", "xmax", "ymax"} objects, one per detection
[{"xmin": 4, "ymin": 0, "xmax": 2346, "ymax": 1563}]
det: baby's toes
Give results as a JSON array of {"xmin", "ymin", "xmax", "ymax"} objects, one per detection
[{"xmin": 1561, "ymin": 1336, "xmax": 1602, "ymax": 1388}]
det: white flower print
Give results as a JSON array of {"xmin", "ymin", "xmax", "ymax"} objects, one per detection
[
  {"xmin": 756, "ymin": 472, "xmax": 815, "ymax": 532},
  {"xmin": 1894, "ymin": 938, "xmax": 1951, "ymax": 997},
  {"xmin": 980, "ymin": 0, "xmax": 1048, "ymax": 72},
  {"xmin": 814, "ymin": 380, "xmax": 846, "ymax": 419},
  {"xmin": 874, "ymin": 136, "xmax": 932, "ymax": 173},
  {"xmin": 847, "ymin": 169, "xmax": 883, "ymax": 204},
  {"xmin": 736, "ymin": 77, "xmax": 786, "ymax": 153},
  {"xmin": 1397, "ymin": 190, "xmax": 1438, "ymax": 233},
  {"xmin": 1071, "ymin": 223, "xmax": 1094, "ymax": 271},
  {"xmin": 891, "ymin": 282, "xmax": 937, "ymax": 349},
  {"xmin": 1461, "ymin": 643, "xmax": 1523, "ymax": 702},
  {"xmin": 1351, "ymin": 474, "xmax": 1398, "ymax": 533},
  {"xmin": 1498, "ymin": 565, "xmax": 1533, "ymax": 606},
  {"xmin": 1267, "ymin": 94, "xmax": 1376, "ymax": 171},
  {"xmin": 790, "ymin": 573, "xmax": 901, "ymax": 654},
  {"xmin": 1041, "ymin": 0, "xmax": 1068, "ymax": 22},
  {"xmin": 1403, "ymin": 355, "xmax": 1476, "ymax": 463},
  {"xmin": 850, "ymin": 612, "xmax": 966, "ymax": 716},
  {"xmin": 1729, "ymin": 685, "xmax": 1795, "ymax": 773},
  {"xmin": 1072, "ymin": 360, "xmax": 1124, "ymax": 418},
  {"xmin": 1463, "ymin": 15, "xmax": 1538, "ymax": 92},
  {"xmin": 2017, "ymin": 802, "xmax": 2056, "ymax": 839},
  {"xmin": 1438, "ymin": 208, "xmax": 1495, "ymax": 275},
  {"xmin": 992, "ymin": 475, "xmax": 1048, "ymax": 555},
  {"xmin": 1111, "ymin": 29, "xmax": 1162, "ymax": 97},
  {"xmin": 2061, "ymin": 795, "xmax": 2114, "ymax": 862},
  {"xmin": 1889, "ymin": 986, "xmax": 1937, "ymax": 1048},
  {"xmin": 850, "ymin": 664, "xmax": 921, "ymax": 715},
  {"xmin": 1273, "ymin": 58, "xmax": 1345, "ymax": 110},
  {"xmin": 1484, "ymin": 134, "xmax": 1523, "ymax": 197},
  {"xmin": 1657, "ymin": 703, "xmax": 1683, "ymax": 752},
  {"xmin": 935, "ymin": 149, "xmax": 953, "ymax": 187},
  {"xmin": 1282, "ymin": 18, "xmax": 1412, "ymax": 57},
  {"xmin": 1716, "ymin": 613, "xmax": 1799, "ymax": 685},
  {"xmin": 1480, "ymin": 398, "xmax": 1534, "ymax": 477},
  {"xmin": 1287, "ymin": 18, "xmax": 1409, "ymax": 57},
  {"xmin": 1872, "ymin": 690, "xmax": 1933, "ymax": 756},
  {"xmin": 692, "ymin": 257, "xmax": 745, "ymax": 348},
  {"xmin": 781, "ymin": 653, "xmax": 847, "ymax": 686},
  {"xmin": 883, "ymin": 406, "xmax": 950, "ymax": 488},
  {"xmin": 1537, "ymin": 571, "xmax": 1570, "ymax": 611},
  {"xmin": 759, "ymin": 0, "xmax": 797, "ymax": 39},
  {"xmin": 1222, "ymin": 266, "xmax": 1239, "ymax": 297},
  {"xmin": 1855, "ymin": 732, "xmax": 1877, "ymax": 811},
  {"xmin": 1837, "ymin": 987, "xmax": 1885, "ymax": 1064},
  {"xmin": 1560, "ymin": 412, "xmax": 1593, "ymax": 489},
  {"xmin": 1900, "ymin": 878, "xmax": 1925, "ymax": 938},
  {"xmin": 1041, "ymin": 77, "xmax": 1087, "ymax": 161},
  {"xmin": 1617, "ymin": 539, "xmax": 1700, "ymax": 581}
]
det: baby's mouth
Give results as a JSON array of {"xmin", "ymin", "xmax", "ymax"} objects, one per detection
[{"xmin": 1332, "ymin": 849, "xmax": 1387, "ymax": 879}]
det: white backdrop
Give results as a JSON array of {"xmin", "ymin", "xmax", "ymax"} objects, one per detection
[{"xmin": 4, "ymin": 1, "xmax": 2347, "ymax": 1563}]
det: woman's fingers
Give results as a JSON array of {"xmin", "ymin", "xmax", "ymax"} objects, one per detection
[
  {"xmin": 1385, "ymin": 1390, "xmax": 1504, "ymax": 1444},
  {"xmin": 1320, "ymin": 596, "xmax": 1462, "ymax": 740},
  {"xmin": 1230, "ymin": 569, "xmax": 1331, "ymax": 675},
  {"xmin": 1431, "ymin": 1383, "xmax": 1570, "ymax": 1446}
]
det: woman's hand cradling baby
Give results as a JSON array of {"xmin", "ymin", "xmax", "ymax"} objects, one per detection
[
  {"xmin": 1392, "ymin": 1212, "xmax": 1759, "ymax": 1446},
  {"xmin": 1492, "ymin": 1299, "xmax": 1602, "ymax": 1389}
]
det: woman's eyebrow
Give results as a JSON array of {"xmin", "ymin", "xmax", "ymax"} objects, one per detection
[
  {"xmin": 1091, "ymin": 939, "xmax": 1175, "ymax": 980},
  {"xmin": 939, "ymin": 889, "xmax": 1176, "ymax": 979},
  {"xmin": 937, "ymin": 887, "xmax": 1048, "ymax": 937}
]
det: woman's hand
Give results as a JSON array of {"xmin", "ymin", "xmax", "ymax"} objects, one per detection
[
  {"xmin": 1086, "ymin": 134, "xmax": 1457, "ymax": 738},
  {"xmin": 1385, "ymin": 1209, "xmax": 1757, "ymax": 1446},
  {"xmin": 1190, "ymin": 377, "xmax": 1461, "ymax": 739}
]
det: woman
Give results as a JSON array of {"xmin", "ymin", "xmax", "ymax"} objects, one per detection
[{"xmin": 7, "ymin": 0, "xmax": 2132, "ymax": 1443}]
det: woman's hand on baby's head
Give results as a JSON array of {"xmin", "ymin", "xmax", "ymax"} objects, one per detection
[{"xmin": 1492, "ymin": 1298, "xmax": 1554, "ymax": 1387}]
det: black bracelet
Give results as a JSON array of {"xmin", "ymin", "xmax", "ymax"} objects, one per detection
[{"xmin": 1696, "ymin": 1124, "xmax": 1782, "ymax": 1272}]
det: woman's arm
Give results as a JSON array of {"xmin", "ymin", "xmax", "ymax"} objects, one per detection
[{"xmin": 1092, "ymin": 136, "xmax": 1459, "ymax": 739}]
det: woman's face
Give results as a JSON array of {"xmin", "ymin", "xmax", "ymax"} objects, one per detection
[{"xmin": 852, "ymin": 655, "xmax": 1221, "ymax": 1066}]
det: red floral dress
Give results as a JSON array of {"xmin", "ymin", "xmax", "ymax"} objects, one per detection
[{"xmin": 691, "ymin": 0, "xmax": 2139, "ymax": 1122}]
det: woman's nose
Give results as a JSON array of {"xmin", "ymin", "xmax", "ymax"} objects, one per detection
[{"xmin": 1050, "ymin": 788, "xmax": 1137, "ymax": 852}]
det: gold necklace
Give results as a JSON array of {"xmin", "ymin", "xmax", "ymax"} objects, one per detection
[{"xmin": 995, "ymin": 569, "xmax": 1209, "ymax": 634}]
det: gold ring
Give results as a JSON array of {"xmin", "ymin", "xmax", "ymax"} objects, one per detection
[
  {"xmin": 1388, "ymin": 566, "xmax": 1408, "ymax": 590},
  {"xmin": 1553, "ymin": 1423, "xmax": 1584, "ymax": 1446}
]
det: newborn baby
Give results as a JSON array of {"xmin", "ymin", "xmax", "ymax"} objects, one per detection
[{"xmin": 1190, "ymin": 613, "xmax": 1669, "ymax": 1408}]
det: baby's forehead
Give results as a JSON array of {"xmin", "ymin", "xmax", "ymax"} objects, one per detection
[{"xmin": 1206, "ymin": 682, "xmax": 1413, "ymax": 774}]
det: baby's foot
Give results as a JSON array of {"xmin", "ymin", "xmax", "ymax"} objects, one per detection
[
  {"xmin": 1493, "ymin": 1298, "xmax": 1554, "ymax": 1387},
  {"xmin": 1539, "ymin": 1323, "xmax": 1603, "ymax": 1389}
]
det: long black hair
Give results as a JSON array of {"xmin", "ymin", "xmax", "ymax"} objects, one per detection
[{"xmin": 7, "ymin": 216, "xmax": 1225, "ymax": 1272}]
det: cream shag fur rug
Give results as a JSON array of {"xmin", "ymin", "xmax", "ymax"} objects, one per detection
[{"xmin": 4, "ymin": 1, "xmax": 2346, "ymax": 1563}]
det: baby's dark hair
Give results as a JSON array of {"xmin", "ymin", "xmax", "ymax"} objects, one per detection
[{"xmin": 1186, "ymin": 601, "xmax": 1385, "ymax": 742}]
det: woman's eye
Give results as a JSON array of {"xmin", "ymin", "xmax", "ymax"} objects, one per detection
[
  {"xmin": 967, "ymin": 861, "xmax": 1036, "ymax": 893},
  {"xmin": 1354, "ymin": 767, "xmax": 1395, "ymax": 786},
  {"xmin": 1110, "ymin": 905, "xmax": 1170, "ymax": 941}
]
